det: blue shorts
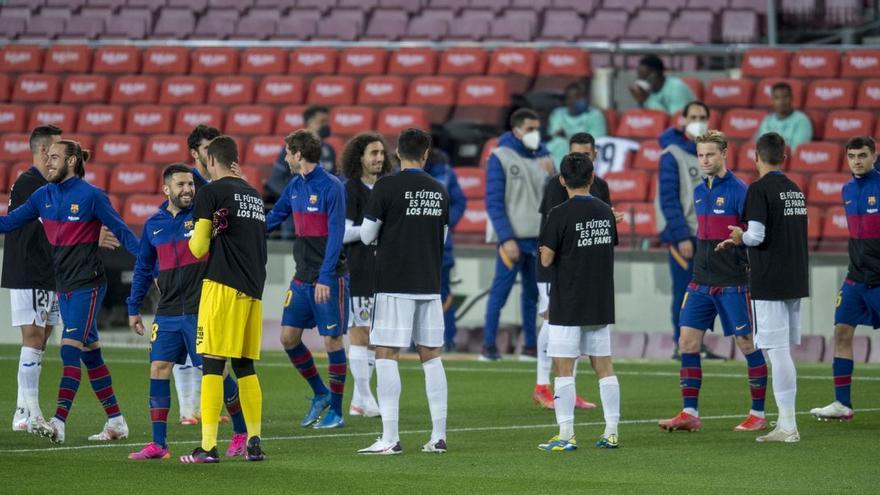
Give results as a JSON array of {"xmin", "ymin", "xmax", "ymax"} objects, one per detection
[
  {"xmin": 281, "ymin": 276, "xmax": 350, "ymax": 337},
  {"xmin": 679, "ymin": 283, "xmax": 752, "ymax": 337},
  {"xmin": 58, "ymin": 285, "xmax": 106, "ymax": 345},
  {"xmin": 149, "ymin": 314, "xmax": 200, "ymax": 366},
  {"xmin": 834, "ymin": 279, "xmax": 880, "ymax": 329}
]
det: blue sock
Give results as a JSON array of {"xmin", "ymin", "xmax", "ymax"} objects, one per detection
[
  {"xmin": 833, "ymin": 357, "xmax": 854, "ymax": 408},
  {"xmin": 81, "ymin": 348, "xmax": 121, "ymax": 418},
  {"xmin": 54, "ymin": 345, "xmax": 83, "ymax": 422},
  {"xmin": 327, "ymin": 349, "xmax": 347, "ymax": 415},
  {"xmin": 149, "ymin": 378, "xmax": 170, "ymax": 448},
  {"xmin": 286, "ymin": 343, "xmax": 328, "ymax": 396},
  {"xmin": 745, "ymin": 350, "xmax": 768, "ymax": 412},
  {"xmin": 680, "ymin": 352, "xmax": 701, "ymax": 411},
  {"xmin": 223, "ymin": 374, "xmax": 247, "ymax": 434}
]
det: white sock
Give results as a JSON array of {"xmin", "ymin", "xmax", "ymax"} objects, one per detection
[
  {"xmin": 191, "ymin": 364, "xmax": 202, "ymax": 415},
  {"xmin": 349, "ymin": 345, "xmax": 373, "ymax": 408},
  {"xmin": 536, "ymin": 321, "xmax": 551, "ymax": 386},
  {"xmin": 173, "ymin": 363, "xmax": 194, "ymax": 418},
  {"xmin": 422, "ymin": 357, "xmax": 448, "ymax": 442},
  {"xmin": 16, "ymin": 347, "xmax": 28, "ymax": 411},
  {"xmin": 19, "ymin": 346, "xmax": 43, "ymax": 416},
  {"xmin": 376, "ymin": 359, "xmax": 401, "ymax": 445},
  {"xmin": 750, "ymin": 409, "xmax": 765, "ymax": 418},
  {"xmin": 684, "ymin": 407, "xmax": 699, "ymax": 417},
  {"xmin": 599, "ymin": 375, "xmax": 620, "ymax": 437},
  {"xmin": 554, "ymin": 376, "xmax": 575, "ymax": 440},
  {"xmin": 767, "ymin": 347, "xmax": 798, "ymax": 432}
]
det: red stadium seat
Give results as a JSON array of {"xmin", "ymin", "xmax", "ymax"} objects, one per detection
[
  {"xmin": 288, "ymin": 47, "xmax": 338, "ymax": 76},
  {"xmin": 256, "ymin": 76, "xmax": 305, "ymax": 105},
  {"xmin": 805, "ymin": 79, "xmax": 856, "ymax": 110},
  {"xmin": 240, "ymin": 47, "xmax": 287, "ymax": 75},
  {"xmin": 338, "ymin": 47, "xmax": 388, "ymax": 76},
  {"xmin": 487, "ymin": 47, "xmax": 537, "ymax": 95},
  {"xmin": 823, "ymin": 110, "xmax": 876, "ymax": 141},
  {"xmin": 329, "ymin": 106, "xmax": 375, "ymax": 138},
  {"xmin": 9, "ymin": 162, "xmax": 31, "ymax": 183},
  {"xmin": 705, "ymin": 79, "xmax": 754, "ymax": 108},
  {"xmin": 452, "ymin": 76, "xmax": 510, "ymax": 126},
  {"xmin": 77, "ymin": 104, "xmax": 124, "ymax": 134},
  {"xmin": 841, "ymin": 49, "xmax": 880, "ymax": 78},
  {"xmin": 0, "ymin": 163, "xmax": 8, "ymax": 193},
  {"xmin": 806, "ymin": 206, "xmax": 821, "ymax": 241},
  {"xmin": 62, "ymin": 133, "xmax": 94, "ymax": 152},
  {"xmin": 142, "ymin": 46, "xmax": 190, "ymax": 74},
  {"xmin": 616, "ymin": 202, "xmax": 658, "ymax": 237},
  {"xmin": 110, "ymin": 75, "xmax": 159, "ymax": 104},
  {"xmin": 388, "ymin": 47, "xmax": 438, "ymax": 77},
  {"xmin": 786, "ymin": 171, "xmax": 808, "ymax": 195},
  {"xmin": 244, "ymin": 135, "xmax": 284, "ymax": 166},
  {"xmin": 856, "ymin": 79, "xmax": 880, "ymax": 109},
  {"xmin": 14, "ymin": 73, "xmax": 61, "ymax": 103},
  {"xmin": 106, "ymin": 194, "xmax": 122, "ymax": 216},
  {"xmin": 191, "ymin": 47, "xmax": 239, "ymax": 75},
  {"xmin": 790, "ymin": 142, "xmax": 841, "ymax": 174},
  {"xmin": 533, "ymin": 47, "xmax": 591, "ymax": 92},
  {"xmin": 720, "ymin": 108, "xmax": 765, "ymax": 140},
  {"xmin": 454, "ymin": 167, "xmax": 486, "ymax": 199},
  {"xmin": 407, "ymin": 76, "xmax": 457, "ymax": 125},
  {"xmin": 0, "ymin": 45, "xmax": 44, "ymax": 73},
  {"xmin": 110, "ymin": 163, "xmax": 158, "ymax": 194},
  {"xmin": 126, "ymin": 105, "xmax": 174, "ymax": 134},
  {"xmin": 92, "ymin": 45, "xmax": 140, "ymax": 74},
  {"xmin": 61, "ymin": 74, "xmax": 108, "ymax": 104},
  {"xmin": 808, "ymin": 173, "xmax": 850, "ymax": 205},
  {"xmin": 0, "ymin": 193, "xmax": 8, "ymax": 215},
  {"xmin": 307, "ymin": 76, "xmax": 356, "ymax": 106},
  {"xmin": 159, "ymin": 76, "xmax": 207, "ymax": 105},
  {"xmin": 790, "ymin": 49, "xmax": 841, "ymax": 79},
  {"xmin": 479, "ymin": 137, "xmax": 499, "ymax": 168},
  {"xmin": 821, "ymin": 206, "xmax": 849, "ymax": 240},
  {"xmin": 0, "ymin": 134, "xmax": 31, "ymax": 162},
  {"xmin": 377, "ymin": 106, "xmax": 429, "ymax": 147},
  {"xmin": 439, "ymin": 47, "xmax": 488, "ymax": 75},
  {"xmin": 174, "ymin": 105, "xmax": 224, "ymax": 134},
  {"xmin": 0, "ymin": 104, "xmax": 26, "ymax": 133},
  {"xmin": 741, "ymin": 48, "xmax": 789, "ymax": 78},
  {"xmin": 457, "ymin": 198, "xmax": 488, "ymax": 233},
  {"xmin": 754, "ymin": 78, "xmax": 805, "ymax": 108},
  {"xmin": 29, "ymin": 104, "xmax": 77, "ymax": 131},
  {"xmin": 357, "ymin": 76, "xmax": 406, "ymax": 106},
  {"xmin": 43, "ymin": 44, "xmax": 92, "ymax": 73},
  {"xmin": 207, "ymin": 76, "xmax": 255, "ymax": 104},
  {"xmin": 226, "ymin": 105, "xmax": 275, "ymax": 135},
  {"xmin": 0, "ymin": 75, "xmax": 10, "ymax": 103},
  {"xmin": 632, "ymin": 141, "xmax": 663, "ymax": 171},
  {"xmin": 323, "ymin": 136, "xmax": 345, "ymax": 161},
  {"xmin": 681, "ymin": 78, "xmax": 704, "ymax": 101},
  {"xmin": 615, "ymin": 109, "xmax": 668, "ymax": 139},
  {"xmin": 275, "ymin": 105, "xmax": 307, "ymax": 134},
  {"xmin": 94, "ymin": 134, "xmax": 142, "ymax": 163},
  {"xmin": 238, "ymin": 165, "xmax": 267, "ymax": 189},
  {"xmin": 604, "ymin": 171, "xmax": 651, "ymax": 202},
  {"xmin": 123, "ymin": 194, "xmax": 165, "ymax": 228},
  {"xmin": 144, "ymin": 134, "xmax": 189, "ymax": 164},
  {"xmin": 84, "ymin": 163, "xmax": 109, "ymax": 191}
]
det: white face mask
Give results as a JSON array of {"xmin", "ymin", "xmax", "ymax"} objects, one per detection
[
  {"xmin": 635, "ymin": 79, "xmax": 651, "ymax": 92},
  {"xmin": 521, "ymin": 130, "xmax": 541, "ymax": 150},
  {"xmin": 685, "ymin": 121, "xmax": 708, "ymax": 139}
]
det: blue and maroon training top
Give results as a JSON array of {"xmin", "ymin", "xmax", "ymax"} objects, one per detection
[
  {"xmin": 843, "ymin": 168, "xmax": 880, "ymax": 286},
  {"xmin": 0, "ymin": 175, "xmax": 138, "ymax": 292},
  {"xmin": 693, "ymin": 169, "xmax": 749, "ymax": 287}
]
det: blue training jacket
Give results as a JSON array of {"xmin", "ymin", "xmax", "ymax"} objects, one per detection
[
  {"xmin": 692, "ymin": 170, "xmax": 748, "ymax": 286},
  {"xmin": 843, "ymin": 168, "xmax": 880, "ymax": 285}
]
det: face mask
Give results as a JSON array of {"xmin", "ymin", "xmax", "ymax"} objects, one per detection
[
  {"xmin": 635, "ymin": 79, "xmax": 651, "ymax": 92},
  {"xmin": 318, "ymin": 125, "xmax": 331, "ymax": 139},
  {"xmin": 570, "ymin": 98, "xmax": 589, "ymax": 116},
  {"xmin": 685, "ymin": 121, "xmax": 708, "ymax": 138},
  {"xmin": 521, "ymin": 130, "xmax": 541, "ymax": 150}
]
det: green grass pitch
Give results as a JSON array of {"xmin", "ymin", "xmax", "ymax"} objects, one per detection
[{"xmin": 0, "ymin": 344, "xmax": 878, "ymax": 494}]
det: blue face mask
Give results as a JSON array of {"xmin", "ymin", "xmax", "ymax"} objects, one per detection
[{"xmin": 570, "ymin": 98, "xmax": 589, "ymax": 116}]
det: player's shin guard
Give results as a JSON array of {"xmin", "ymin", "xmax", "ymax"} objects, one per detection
[
  {"xmin": 150, "ymin": 378, "xmax": 171, "ymax": 447},
  {"xmin": 680, "ymin": 353, "xmax": 701, "ymax": 415},
  {"xmin": 200, "ymin": 359, "xmax": 225, "ymax": 451},
  {"xmin": 376, "ymin": 359, "xmax": 401, "ymax": 445},
  {"xmin": 554, "ymin": 376, "xmax": 575, "ymax": 439},
  {"xmin": 422, "ymin": 357, "xmax": 448, "ymax": 442},
  {"xmin": 767, "ymin": 347, "xmax": 798, "ymax": 432},
  {"xmin": 19, "ymin": 346, "xmax": 43, "ymax": 418},
  {"xmin": 54, "ymin": 345, "xmax": 82, "ymax": 422},
  {"xmin": 832, "ymin": 357, "xmax": 854, "ymax": 408},
  {"xmin": 536, "ymin": 321, "xmax": 551, "ymax": 386},
  {"xmin": 223, "ymin": 375, "xmax": 247, "ymax": 435},
  {"xmin": 236, "ymin": 375, "xmax": 262, "ymax": 439},
  {"xmin": 286, "ymin": 343, "xmax": 329, "ymax": 397},
  {"xmin": 599, "ymin": 375, "xmax": 620, "ymax": 436},
  {"xmin": 745, "ymin": 350, "xmax": 768, "ymax": 415},
  {"xmin": 327, "ymin": 349, "xmax": 347, "ymax": 416},
  {"xmin": 81, "ymin": 348, "xmax": 121, "ymax": 419}
]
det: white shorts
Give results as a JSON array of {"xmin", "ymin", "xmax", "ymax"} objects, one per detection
[
  {"xmin": 370, "ymin": 293, "xmax": 444, "ymax": 348},
  {"xmin": 537, "ymin": 282, "xmax": 550, "ymax": 315},
  {"xmin": 752, "ymin": 299, "xmax": 802, "ymax": 350},
  {"xmin": 349, "ymin": 295, "xmax": 374, "ymax": 328},
  {"xmin": 547, "ymin": 324, "xmax": 612, "ymax": 358},
  {"xmin": 11, "ymin": 288, "xmax": 60, "ymax": 328}
]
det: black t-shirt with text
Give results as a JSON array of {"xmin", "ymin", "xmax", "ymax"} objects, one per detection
[
  {"xmin": 742, "ymin": 172, "xmax": 809, "ymax": 300},
  {"xmin": 537, "ymin": 175, "xmax": 612, "ymax": 283},
  {"xmin": 365, "ymin": 169, "xmax": 449, "ymax": 294},
  {"xmin": 1, "ymin": 167, "xmax": 55, "ymax": 290},
  {"xmin": 345, "ymin": 178, "xmax": 376, "ymax": 297},
  {"xmin": 540, "ymin": 196, "xmax": 617, "ymax": 326},
  {"xmin": 192, "ymin": 176, "xmax": 268, "ymax": 300}
]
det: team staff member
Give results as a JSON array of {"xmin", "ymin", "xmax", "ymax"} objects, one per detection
[
  {"xmin": 719, "ymin": 132, "xmax": 810, "ymax": 443},
  {"xmin": 127, "ymin": 165, "xmax": 249, "ymax": 460},
  {"xmin": 182, "ymin": 136, "xmax": 266, "ymax": 463},
  {"xmin": 267, "ymin": 130, "xmax": 349, "ymax": 430}
]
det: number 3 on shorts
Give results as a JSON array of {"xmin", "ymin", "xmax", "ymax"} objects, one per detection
[{"xmin": 284, "ymin": 290, "xmax": 293, "ymax": 308}]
